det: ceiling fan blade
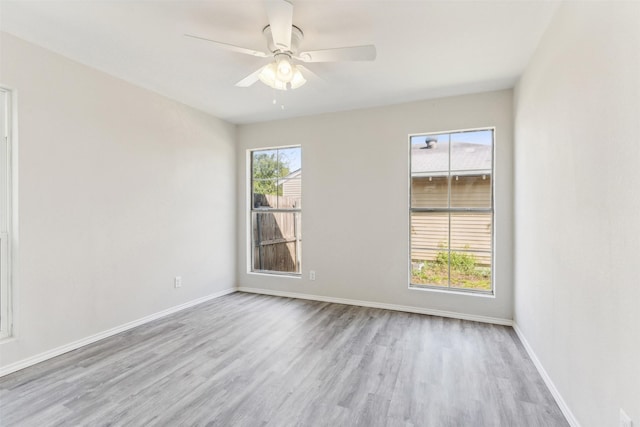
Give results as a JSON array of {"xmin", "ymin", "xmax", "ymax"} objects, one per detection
[
  {"xmin": 235, "ymin": 66, "xmax": 267, "ymax": 87},
  {"xmin": 297, "ymin": 45, "xmax": 377, "ymax": 62},
  {"xmin": 185, "ymin": 34, "xmax": 269, "ymax": 58},
  {"xmin": 265, "ymin": 0, "xmax": 293, "ymax": 51}
]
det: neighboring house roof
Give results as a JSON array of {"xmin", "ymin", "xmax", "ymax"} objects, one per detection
[
  {"xmin": 411, "ymin": 141, "xmax": 492, "ymax": 176},
  {"xmin": 277, "ymin": 168, "xmax": 301, "ymax": 185}
]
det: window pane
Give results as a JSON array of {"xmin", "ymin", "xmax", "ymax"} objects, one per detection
[
  {"xmin": 253, "ymin": 178, "xmax": 279, "ymax": 209},
  {"xmin": 252, "ymin": 211, "xmax": 301, "ymax": 273},
  {"xmin": 450, "ymin": 174, "xmax": 491, "ymax": 208},
  {"xmin": 411, "ymin": 176, "xmax": 448, "ymax": 208},
  {"xmin": 411, "ymin": 134, "xmax": 449, "ymax": 174},
  {"xmin": 252, "ymin": 149, "xmax": 279, "ymax": 179},
  {"xmin": 277, "ymin": 147, "xmax": 301, "ymax": 178},
  {"xmin": 411, "ymin": 212, "xmax": 449, "ymax": 250},
  {"xmin": 449, "ymin": 250, "xmax": 492, "ymax": 291},
  {"xmin": 450, "ymin": 212, "xmax": 492, "ymax": 252},
  {"xmin": 450, "ymin": 130, "xmax": 492, "ymax": 172},
  {"xmin": 278, "ymin": 177, "xmax": 301, "ymax": 208},
  {"xmin": 410, "ymin": 211, "xmax": 450, "ymax": 288},
  {"xmin": 411, "ymin": 249, "xmax": 449, "ymax": 287}
]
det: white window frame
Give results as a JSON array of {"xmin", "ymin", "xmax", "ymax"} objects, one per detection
[
  {"xmin": 247, "ymin": 145, "xmax": 302, "ymax": 277},
  {"xmin": 0, "ymin": 86, "xmax": 14, "ymax": 339},
  {"xmin": 408, "ymin": 127, "xmax": 495, "ymax": 295}
]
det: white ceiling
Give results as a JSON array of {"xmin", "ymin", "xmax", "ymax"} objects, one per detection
[{"xmin": 0, "ymin": 1, "xmax": 558, "ymax": 124}]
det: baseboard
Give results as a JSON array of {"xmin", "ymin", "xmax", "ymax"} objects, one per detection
[
  {"xmin": 512, "ymin": 323, "xmax": 580, "ymax": 427},
  {"xmin": 237, "ymin": 287, "xmax": 513, "ymax": 326},
  {"xmin": 0, "ymin": 287, "xmax": 237, "ymax": 377}
]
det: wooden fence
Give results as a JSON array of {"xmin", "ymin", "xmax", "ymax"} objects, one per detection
[{"xmin": 253, "ymin": 194, "xmax": 301, "ymax": 273}]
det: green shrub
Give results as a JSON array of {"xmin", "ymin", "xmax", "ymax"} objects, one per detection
[
  {"xmin": 434, "ymin": 250, "xmax": 476, "ymax": 273},
  {"xmin": 412, "ymin": 253, "xmax": 490, "ymax": 290},
  {"xmin": 451, "ymin": 252, "xmax": 476, "ymax": 273}
]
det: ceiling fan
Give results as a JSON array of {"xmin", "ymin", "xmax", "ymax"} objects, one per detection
[{"xmin": 185, "ymin": 0, "xmax": 376, "ymax": 90}]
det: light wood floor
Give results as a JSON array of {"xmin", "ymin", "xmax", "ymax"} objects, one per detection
[{"xmin": 0, "ymin": 292, "xmax": 568, "ymax": 426}]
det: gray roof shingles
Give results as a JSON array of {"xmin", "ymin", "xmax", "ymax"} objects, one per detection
[{"xmin": 411, "ymin": 141, "xmax": 491, "ymax": 175}]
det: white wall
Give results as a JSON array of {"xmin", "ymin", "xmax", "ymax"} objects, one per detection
[
  {"xmin": 0, "ymin": 33, "xmax": 236, "ymax": 368},
  {"xmin": 514, "ymin": 3, "xmax": 640, "ymax": 426},
  {"xmin": 237, "ymin": 90, "xmax": 514, "ymax": 321}
]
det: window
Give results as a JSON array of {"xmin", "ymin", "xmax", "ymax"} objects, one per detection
[
  {"xmin": 0, "ymin": 87, "xmax": 13, "ymax": 337},
  {"xmin": 250, "ymin": 146, "xmax": 301, "ymax": 275},
  {"xmin": 410, "ymin": 129, "xmax": 494, "ymax": 293}
]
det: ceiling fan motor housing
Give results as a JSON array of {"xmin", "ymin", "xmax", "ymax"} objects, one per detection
[{"xmin": 263, "ymin": 25, "xmax": 304, "ymax": 54}]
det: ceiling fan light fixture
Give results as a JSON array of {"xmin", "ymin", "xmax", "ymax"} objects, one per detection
[
  {"xmin": 275, "ymin": 55, "xmax": 293, "ymax": 82},
  {"xmin": 290, "ymin": 67, "xmax": 307, "ymax": 89},
  {"xmin": 258, "ymin": 62, "xmax": 280, "ymax": 89},
  {"xmin": 274, "ymin": 80, "xmax": 288, "ymax": 91},
  {"xmin": 258, "ymin": 59, "xmax": 306, "ymax": 91}
]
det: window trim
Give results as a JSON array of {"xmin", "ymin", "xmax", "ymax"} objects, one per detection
[
  {"xmin": 0, "ymin": 86, "xmax": 15, "ymax": 340},
  {"xmin": 246, "ymin": 145, "xmax": 302, "ymax": 277},
  {"xmin": 408, "ymin": 127, "xmax": 496, "ymax": 295}
]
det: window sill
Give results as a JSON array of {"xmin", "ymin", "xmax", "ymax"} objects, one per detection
[
  {"xmin": 248, "ymin": 271, "xmax": 301, "ymax": 279},
  {"xmin": 408, "ymin": 284, "xmax": 495, "ymax": 298}
]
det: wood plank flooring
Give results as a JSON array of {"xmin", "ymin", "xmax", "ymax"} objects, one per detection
[{"xmin": 0, "ymin": 292, "xmax": 568, "ymax": 426}]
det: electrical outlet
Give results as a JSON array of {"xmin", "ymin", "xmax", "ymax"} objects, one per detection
[
  {"xmin": 174, "ymin": 276, "xmax": 182, "ymax": 288},
  {"xmin": 620, "ymin": 409, "xmax": 633, "ymax": 427},
  {"xmin": 309, "ymin": 270, "xmax": 316, "ymax": 280}
]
